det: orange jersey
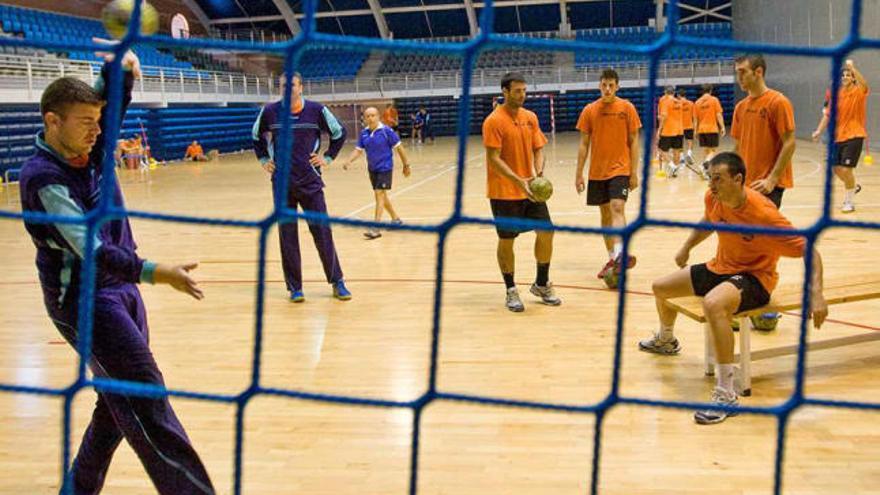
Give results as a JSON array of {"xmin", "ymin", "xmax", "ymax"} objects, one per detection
[
  {"xmin": 823, "ymin": 85, "xmax": 869, "ymax": 142},
  {"xmin": 659, "ymin": 95, "xmax": 684, "ymax": 137},
  {"xmin": 382, "ymin": 107, "xmax": 399, "ymax": 127},
  {"xmin": 695, "ymin": 94, "xmax": 723, "ymax": 134},
  {"xmin": 680, "ymin": 98, "xmax": 695, "ymax": 130},
  {"xmin": 704, "ymin": 188, "xmax": 805, "ymax": 293},
  {"xmin": 185, "ymin": 143, "xmax": 203, "ymax": 158},
  {"xmin": 576, "ymin": 97, "xmax": 642, "ymax": 180},
  {"xmin": 730, "ymin": 89, "xmax": 795, "ymax": 189},
  {"xmin": 482, "ymin": 106, "xmax": 548, "ymax": 200}
]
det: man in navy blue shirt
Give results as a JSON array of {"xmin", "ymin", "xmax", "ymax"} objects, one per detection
[
  {"xmin": 253, "ymin": 72, "xmax": 351, "ymax": 302},
  {"xmin": 342, "ymin": 106, "xmax": 411, "ymax": 239},
  {"xmin": 19, "ymin": 48, "xmax": 215, "ymax": 494}
]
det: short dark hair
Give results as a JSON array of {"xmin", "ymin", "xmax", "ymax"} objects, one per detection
[
  {"xmin": 676, "ymin": 88, "xmax": 686, "ymax": 97},
  {"xmin": 735, "ymin": 54, "xmax": 767, "ymax": 75},
  {"xmin": 501, "ymin": 72, "xmax": 526, "ymax": 91},
  {"xmin": 664, "ymin": 85, "xmax": 674, "ymax": 95},
  {"xmin": 709, "ymin": 152, "xmax": 746, "ymax": 184},
  {"xmin": 701, "ymin": 83, "xmax": 714, "ymax": 95},
  {"xmin": 600, "ymin": 68, "xmax": 619, "ymax": 83},
  {"xmin": 281, "ymin": 72, "xmax": 303, "ymax": 84},
  {"xmin": 40, "ymin": 77, "xmax": 104, "ymax": 117}
]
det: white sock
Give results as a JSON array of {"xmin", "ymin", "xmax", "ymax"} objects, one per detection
[
  {"xmin": 611, "ymin": 241, "xmax": 622, "ymax": 260},
  {"xmin": 659, "ymin": 323, "xmax": 674, "ymax": 341},
  {"xmin": 716, "ymin": 364, "xmax": 735, "ymax": 395},
  {"xmin": 845, "ymin": 188, "xmax": 856, "ymax": 204}
]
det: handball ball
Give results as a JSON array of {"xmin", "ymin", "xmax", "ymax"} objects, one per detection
[
  {"xmin": 529, "ymin": 177, "xmax": 553, "ymax": 202},
  {"xmin": 102, "ymin": 0, "xmax": 160, "ymax": 39}
]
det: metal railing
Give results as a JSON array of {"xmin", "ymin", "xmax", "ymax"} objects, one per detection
[{"xmin": 0, "ymin": 52, "xmax": 734, "ymax": 105}]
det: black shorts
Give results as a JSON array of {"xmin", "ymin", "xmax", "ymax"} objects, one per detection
[
  {"xmin": 690, "ymin": 263, "xmax": 770, "ymax": 314},
  {"xmin": 369, "ymin": 170, "xmax": 393, "ymax": 190},
  {"xmin": 698, "ymin": 133, "xmax": 720, "ymax": 148},
  {"xmin": 765, "ymin": 187, "xmax": 784, "ymax": 208},
  {"xmin": 684, "ymin": 129, "xmax": 695, "ymax": 140},
  {"xmin": 658, "ymin": 135, "xmax": 684, "ymax": 151},
  {"xmin": 587, "ymin": 175, "xmax": 630, "ymax": 206},
  {"xmin": 490, "ymin": 199, "xmax": 552, "ymax": 239},
  {"xmin": 834, "ymin": 137, "xmax": 864, "ymax": 167}
]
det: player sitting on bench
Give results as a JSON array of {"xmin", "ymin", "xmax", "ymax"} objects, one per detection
[{"xmin": 637, "ymin": 151, "xmax": 828, "ymax": 425}]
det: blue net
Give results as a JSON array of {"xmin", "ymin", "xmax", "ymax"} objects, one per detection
[{"xmin": 1, "ymin": 0, "xmax": 878, "ymax": 493}]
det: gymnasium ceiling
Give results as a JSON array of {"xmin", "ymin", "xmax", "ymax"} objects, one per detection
[{"xmin": 194, "ymin": 0, "xmax": 731, "ymax": 39}]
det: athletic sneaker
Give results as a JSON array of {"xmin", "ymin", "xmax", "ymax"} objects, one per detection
[
  {"xmin": 613, "ymin": 253, "xmax": 637, "ymax": 274},
  {"xmin": 685, "ymin": 151, "xmax": 695, "ymax": 165},
  {"xmin": 670, "ymin": 163, "xmax": 680, "ymax": 178},
  {"xmin": 333, "ymin": 281, "xmax": 352, "ymax": 300},
  {"xmin": 364, "ymin": 229, "xmax": 382, "ymax": 240},
  {"xmin": 841, "ymin": 202, "xmax": 855, "ymax": 213},
  {"xmin": 290, "ymin": 289, "xmax": 305, "ymax": 303},
  {"xmin": 391, "ymin": 218, "xmax": 404, "ymax": 226},
  {"xmin": 506, "ymin": 287, "xmax": 524, "ymax": 312},
  {"xmin": 638, "ymin": 333, "xmax": 682, "ymax": 355},
  {"xmin": 694, "ymin": 387, "xmax": 739, "ymax": 425},
  {"xmin": 529, "ymin": 282, "xmax": 562, "ymax": 306},
  {"xmin": 597, "ymin": 254, "xmax": 636, "ymax": 279}
]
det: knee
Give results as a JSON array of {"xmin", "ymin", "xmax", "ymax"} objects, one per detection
[
  {"xmin": 609, "ymin": 201, "xmax": 625, "ymax": 217},
  {"xmin": 652, "ymin": 279, "xmax": 670, "ymax": 298},
  {"xmin": 536, "ymin": 230, "xmax": 554, "ymax": 242},
  {"xmin": 702, "ymin": 294, "xmax": 733, "ymax": 320}
]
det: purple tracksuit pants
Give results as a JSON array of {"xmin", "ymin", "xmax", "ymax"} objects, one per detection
[
  {"xmin": 274, "ymin": 180, "xmax": 344, "ymax": 292},
  {"xmin": 48, "ymin": 284, "xmax": 214, "ymax": 495}
]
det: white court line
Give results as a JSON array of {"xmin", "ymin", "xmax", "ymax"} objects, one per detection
[{"xmin": 344, "ymin": 152, "xmax": 485, "ymax": 218}]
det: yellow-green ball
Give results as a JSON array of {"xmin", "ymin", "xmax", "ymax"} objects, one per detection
[
  {"xmin": 529, "ymin": 177, "xmax": 553, "ymax": 202},
  {"xmin": 102, "ymin": 0, "xmax": 160, "ymax": 39}
]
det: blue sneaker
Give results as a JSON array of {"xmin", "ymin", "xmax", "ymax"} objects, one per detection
[
  {"xmin": 290, "ymin": 290, "xmax": 305, "ymax": 303},
  {"xmin": 333, "ymin": 281, "xmax": 352, "ymax": 301}
]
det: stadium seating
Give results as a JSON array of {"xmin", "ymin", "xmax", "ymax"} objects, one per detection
[
  {"xmin": 379, "ymin": 49, "xmax": 555, "ymax": 76},
  {"xmin": 0, "ymin": 4, "xmax": 192, "ymax": 71},
  {"xmin": 298, "ymin": 48, "xmax": 369, "ymax": 81},
  {"xmin": 574, "ymin": 23, "xmax": 733, "ymax": 68}
]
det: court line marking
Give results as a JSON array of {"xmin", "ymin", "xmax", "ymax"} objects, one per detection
[{"xmin": 343, "ymin": 152, "xmax": 485, "ymax": 218}]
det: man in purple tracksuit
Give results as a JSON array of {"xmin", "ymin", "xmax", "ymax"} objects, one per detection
[
  {"xmin": 252, "ymin": 72, "xmax": 351, "ymax": 302},
  {"xmin": 19, "ymin": 50, "xmax": 214, "ymax": 494}
]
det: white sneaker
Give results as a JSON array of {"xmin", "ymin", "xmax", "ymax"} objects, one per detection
[
  {"xmin": 529, "ymin": 282, "xmax": 562, "ymax": 306},
  {"xmin": 694, "ymin": 387, "xmax": 739, "ymax": 425},
  {"xmin": 505, "ymin": 287, "xmax": 524, "ymax": 312},
  {"xmin": 841, "ymin": 202, "xmax": 855, "ymax": 213}
]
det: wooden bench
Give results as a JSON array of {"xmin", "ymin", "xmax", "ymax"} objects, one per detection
[{"xmin": 665, "ymin": 276, "xmax": 880, "ymax": 396}]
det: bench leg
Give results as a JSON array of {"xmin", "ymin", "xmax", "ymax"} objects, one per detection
[
  {"xmin": 738, "ymin": 316, "xmax": 751, "ymax": 397},
  {"xmin": 704, "ymin": 321, "xmax": 715, "ymax": 376}
]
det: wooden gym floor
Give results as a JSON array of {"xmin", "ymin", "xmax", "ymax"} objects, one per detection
[{"xmin": 1, "ymin": 132, "xmax": 879, "ymax": 494}]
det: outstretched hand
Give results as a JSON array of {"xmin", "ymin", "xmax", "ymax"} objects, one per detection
[{"xmin": 154, "ymin": 262, "xmax": 203, "ymax": 300}]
